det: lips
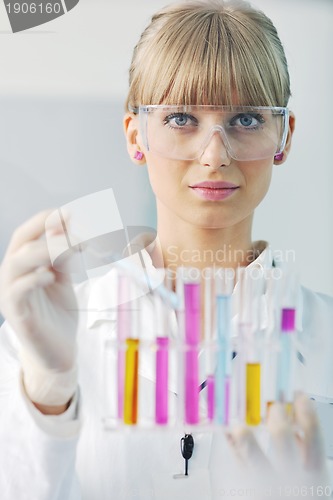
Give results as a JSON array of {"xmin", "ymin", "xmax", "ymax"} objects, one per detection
[
  {"xmin": 190, "ymin": 181, "xmax": 239, "ymax": 189},
  {"xmin": 189, "ymin": 181, "xmax": 239, "ymax": 201}
]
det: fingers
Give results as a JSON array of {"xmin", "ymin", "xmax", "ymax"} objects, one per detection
[
  {"xmin": 293, "ymin": 394, "xmax": 326, "ymax": 471},
  {"xmin": 0, "ymin": 210, "xmax": 72, "ymax": 315},
  {"xmin": 2, "ymin": 232, "xmax": 70, "ymax": 283},
  {"xmin": 267, "ymin": 402, "xmax": 300, "ymax": 473},
  {"xmin": 226, "ymin": 424, "xmax": 272, "ymax": 473},
  {"xmin": 3, "ymin": 268, "xmax": 55, "ymax": 319},
  {"xmin": 11, "ymin": 268, "xmax": 56, "ymax": 299},
  {"xmin": 5, "ymin": 240, "xmax": 51, "ymax": 282},
  {"xmin": 225, "ymin": 398, "xmax": 328, "ymax": 494},
  {"xmin": 6, "ymin": 210, "xmax": 54, "ymax": 256},
  {"xmin": 267, "ymin": 396, "xmax": 327, "ymax": 473}
]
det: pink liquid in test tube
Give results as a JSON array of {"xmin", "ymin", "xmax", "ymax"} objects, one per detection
[
  {"xmin": 224, "ymin": 376, "xmax": 231, "ymax": 426},
  {"xmin": 155, "ymin": 337, "xmax": 169, "ymax": 425},
  {"xmin": 184, "ymin": 283, "xmax": 200, "ymax": 425},
  {"xmin": 207, "ymin": 375, "xmax": 215, "ymax": 422}
]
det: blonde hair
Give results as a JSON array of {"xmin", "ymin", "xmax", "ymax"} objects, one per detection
[{"xmin": 126, "ymin": 0, "xmax": 291, "ymax": 110}]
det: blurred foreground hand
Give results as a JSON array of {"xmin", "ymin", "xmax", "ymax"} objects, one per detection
[
  {"xmin": 227, "ymin": 394, "xmax": 331, "ymax": 499},
  {"xmin": 0, "ymin": 211, "xmax": 78, "ymax": 410}
]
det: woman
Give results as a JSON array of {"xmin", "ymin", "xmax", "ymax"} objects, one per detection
[{"xmin": 0, "ymin": 1, "xmax": 332, "ymax": 498}]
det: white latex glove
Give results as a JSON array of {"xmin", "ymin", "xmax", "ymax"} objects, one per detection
[
  {"xmin": 226, "ymin": 394, "xmax": 331, "ymax": 499},
  {"xmin": 0, "ymin": 211, "xmax": 78, "ymax": 407}
]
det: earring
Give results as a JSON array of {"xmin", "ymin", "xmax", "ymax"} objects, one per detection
[
  {"xmin": 134, "ymin": 151, "xmax": 144, "ymax": 161},
  {"xmin": 274, "ymin": 152, "xmax": 284, "ymax": 161}
]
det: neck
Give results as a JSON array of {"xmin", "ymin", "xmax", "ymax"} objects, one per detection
[{"xmin": 151, "ymin": 207, "xmax": 257, "ymax": 274}]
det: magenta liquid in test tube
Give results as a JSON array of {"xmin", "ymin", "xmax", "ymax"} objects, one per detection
[
  {"xmin": 204, "ymin": 268, "xmax": 215, "ymax": 423},
  {"xmin": 184, "ymin": 282, "xmax": 200, "ymax": 425},
  {"xmin": 154, "ymin": 291, "xmax": 170, "ymax": 425},
  {"xmin": 155, "ymin": 336, "xmax": 169, "ymax": 424}
]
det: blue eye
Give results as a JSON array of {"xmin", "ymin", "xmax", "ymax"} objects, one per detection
[
  {"xmin": 239, "ymin": 115, "xmax": 255, "ymax": 127},
  {"xmin": 230, "ymin": 113, "xmax": 265, "ymax": 129},
  {"xmin": 163, "ymin": 113, "xmax": 198, "ymax": 129}
]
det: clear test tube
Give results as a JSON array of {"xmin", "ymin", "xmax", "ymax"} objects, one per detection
[
  {"xmin": 117, "ymin": 274, "xmax": 131, "ymax": 420},
  {"xmin": 184, "ymin": 275, "xmax": 201, "ymax": 425},
  {"xmin": 103, "ymin": 339, "xmax": 118, "ymax": 429},
  {"xmin": 235, "ymin": 268, "xmax": 248, "ymax": 423},
  {"xmin": 261, "ymin": 269, "xmax": 281, "ymax": 420},
  {"xmin": 215, "ymin": 268, "xmax": 234, "ymax": 425}
]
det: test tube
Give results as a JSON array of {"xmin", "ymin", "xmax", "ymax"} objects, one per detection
[
  {"xmin": 156, "ymin": 337, "xmax": 169, "ymax": 424},
  {"xmin": 154, "ymin": 294, "xmax": 169, "ymax": 425},
  {"xmin": 277, "ymin": 308, "xmax": 296, "ymax": 412},
  {"xmin": 276, "ymin": 270, "xmax": 299, "ymax": 416},
  {"xmin": 117, "ymin": 274, "xmax": 130, "ymax": 420},
  {"xmin": 246, "ymin": 362, "xmax": 261, "ymax": 425},
  {"xmin": 204, "ymin": 268, "xmax": 215, "ymax": 422},
  {"xmin": 176, "ymin": 268, "xmax": 186, "ymax": 424},
  {"xmin": 261, "ymin": 269, "xmax": 280, "ymax": 419},
  {"xmin": 124, "ymin": 286, "xmax": 141, "ymax": 425},
  {"xmin": 235, "ymin": 268, "xmax": 248, "ymax": 423},
  {"xmin": 237, "ymin": 267, "xmax": 264, "ymax": 426},
  {"xmin": 235, "ymin": 324, "xmax": 246, "ymax": 423},
  {"xmin": 124, "ymin": 338, "xmax": 139, "ymax": 424},
  {"xmin": 215, "ymin": 268, "xmax": 234, "ymax": 425},
  {"xmin": 246, "ymin": 278, "xmax": 264, "ymax": 426},
  {"xmin": 184, "ymin": 278, "xmax": 200, "ymax": 425}
]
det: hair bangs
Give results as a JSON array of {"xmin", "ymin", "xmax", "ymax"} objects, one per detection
[
  {"xmin": 134, "ymin": 12, "xmax": 235, "ymax": 107},
  {"xmin": 225, "ymin": 14, "xmax": 286, "ymax": 106},
  {"xmin": 127, "ymin": 1, "xmax": 290, "ymax": 111}
]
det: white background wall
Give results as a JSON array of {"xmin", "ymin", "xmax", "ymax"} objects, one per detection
[{"xmin": 0, "ymin": 0, "xmax": 332, "ymax": 298}]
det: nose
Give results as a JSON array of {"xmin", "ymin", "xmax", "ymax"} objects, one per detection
[{"xmin": 199, "ymin": 128, "xmax": 231, "ymax": 169}]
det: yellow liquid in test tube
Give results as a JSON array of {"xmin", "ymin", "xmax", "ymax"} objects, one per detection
[
  {"xmin": 124, "ymin": 338, "xmax": 139, "ymax": 425},
  {"xmin": 246, "ymin": 363, "xmax": 261, "ymax": 425}
]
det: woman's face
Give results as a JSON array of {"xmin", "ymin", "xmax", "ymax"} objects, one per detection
[
  {"xmin": 125, "ymin": 110, "xmax": 294, "ymax": 231},
  {"xmin": 145, "ymin": 144, "xmax": 273, "ymax": 230}
]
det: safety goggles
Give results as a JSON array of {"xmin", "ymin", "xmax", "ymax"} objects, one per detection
[{"xmin": 133, "ymin": 105, "xmax": 289, "ymax": 162}]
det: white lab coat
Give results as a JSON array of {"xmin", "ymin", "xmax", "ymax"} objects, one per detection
[{"xmin": 0, "ymin": 244, "xmax": 332, "ymax": 500}]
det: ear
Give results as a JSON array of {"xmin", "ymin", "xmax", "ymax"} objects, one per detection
[
  {"xmin": 123, "ymin": 113, "xmax": 146, "ymax": 165},
  {"xmin": 274, "ymin": 111, "xmax": 296, "ymax": 165}
]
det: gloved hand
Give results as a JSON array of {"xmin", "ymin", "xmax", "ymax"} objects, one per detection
[
  {"xmin": 0, "ymin": 211, "xmax": 78, "ymax": 407},
  {"xmin": 226, "ymin": 394, "xmax": 331, "ymax": 498}
]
